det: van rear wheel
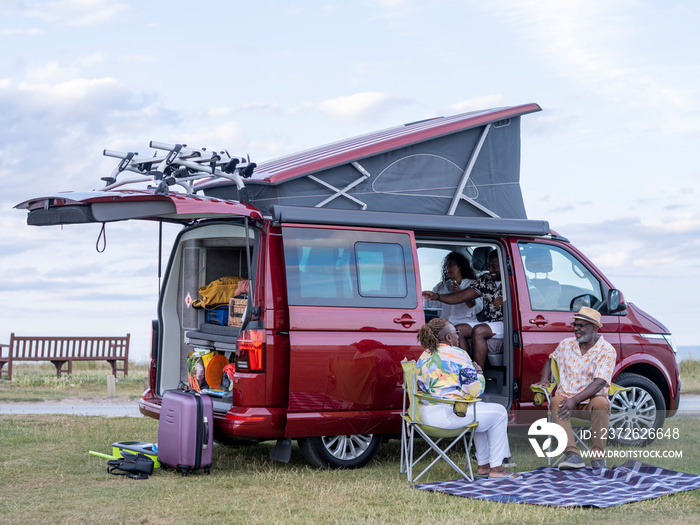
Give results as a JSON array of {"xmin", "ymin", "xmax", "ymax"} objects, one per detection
[
  {"xmin": 298, "ymin": 434, "xmax": 382, "ymax": 469},
  {"xmin": 608, "ymin": 373, "xmax": 666, "ymax": 446}
]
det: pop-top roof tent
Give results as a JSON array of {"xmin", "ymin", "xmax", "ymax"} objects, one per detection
[
  {"xmin": 199, "ymin": 103, "xmax": 542, "ymax": 219},
  {"xmin": 15, "ymin": 103, "xmax": 543, "ymax": 226}
]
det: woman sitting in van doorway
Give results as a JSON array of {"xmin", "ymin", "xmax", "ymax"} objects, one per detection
[
  {"xmin": 416, "ymin": 318, "xmax": 517, "ymax": 479},
  {"xmin": 423, "ymin": 250, "xmax": 503, "ymax": 370},
  {"xmin": 428, "ymin": 251, "xmax": 484, "ymax": 353}
]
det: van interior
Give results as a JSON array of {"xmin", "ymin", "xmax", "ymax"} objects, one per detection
[
  {"xmin": 416, "ymin": 241, "xmax": 511, "ymax": 409},
  {"xmin": 157, "ymin": 222, "xmax": 254, "ymax": 412}
]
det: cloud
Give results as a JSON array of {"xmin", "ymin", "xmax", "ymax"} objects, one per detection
[
  {"xmin": 0, "ymin": 68, "xmax": 180, "ymax": 199},
  {"xmin": 479, "ymin": 0, "xmax": 700, "ymax": 135},
  {"xmin": 446, "ymin": 95, "xmax": 507, "ymax": 114},
  {"xmin": 556, "ymin": 211, "xmax": 700, "ymax": 274},
  {"xmin": 237, "ymin": 102, "xmax": 281, "ymax": 114},
  {"xmin": 319, "ymin": 91, "xmax": 413, "ymax": 121},
  {"xmin": 0, "ymin": 27, "xmax": 42, "ymax": 36},
  {"xmin": 172, "ymin": 122, "xmax": 250, "ymax": 155},
  {"xmin": 23, "ymin": 0, "xmax": 131, "ymax": 27}
]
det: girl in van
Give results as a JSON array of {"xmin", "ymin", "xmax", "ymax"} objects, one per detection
[
  {"xmin": 429, "ymin": 252, "xmax": 483, "ymax": 352},
  {"xmin": 416, "ymin": 318, "xmax": 518, "ymax": 479}
]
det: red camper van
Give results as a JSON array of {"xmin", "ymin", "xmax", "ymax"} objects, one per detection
[{"xmin": 16, "ymin": 104, "xmax": 681, "ymax": 469}]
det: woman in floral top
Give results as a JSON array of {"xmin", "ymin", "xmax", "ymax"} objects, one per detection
[{"xmin": 416, "ymin": 318, "xmax": 518, "ymax": 479}]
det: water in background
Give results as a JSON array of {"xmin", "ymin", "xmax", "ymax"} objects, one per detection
[{"xmin": 678, "ymin": 346, "xmax": 700, "ymax": 361}]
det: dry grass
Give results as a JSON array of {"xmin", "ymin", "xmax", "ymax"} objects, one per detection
[
  {"xmin": 681, "ymin": 359, "xmax": 700, "ymax": 394},
  {"xmin": 0, "ymin": 362, "xmax": 149, "ymax": 402}
]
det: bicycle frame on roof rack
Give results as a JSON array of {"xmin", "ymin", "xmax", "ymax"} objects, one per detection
[{"xmin": 102, "ymin": 140, "xmax": 255, "ymax": 195}]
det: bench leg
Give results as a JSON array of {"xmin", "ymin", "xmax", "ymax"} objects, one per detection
[
  {"xmin": 0, "ymin": 360, "xmax": 10, "ymax": 381},
  {"xmin": 107, "ymin": 359, "xmax": 128, "ymax": 377},
  {"xmin": 50, "ymin": 360, "xmax": 68, "ymax": 378}
]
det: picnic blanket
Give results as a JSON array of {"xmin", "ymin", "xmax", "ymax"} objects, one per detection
[{"xmin": 414, "ymin": 461, "xmax": 700, "ymax": 508}]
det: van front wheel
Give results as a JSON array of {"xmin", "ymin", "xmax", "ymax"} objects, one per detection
[
  {"xmin": 608, "ymin": 373, "xmax": 666, "ymax": 446},
  {"xmin": 298, "ymin": 434, "xmax": 382, "ymax": 469}
]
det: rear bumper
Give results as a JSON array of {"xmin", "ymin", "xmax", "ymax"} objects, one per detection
[{"xmin": 139, "ymin": 394, "xmax": 287, "ymax": 440}]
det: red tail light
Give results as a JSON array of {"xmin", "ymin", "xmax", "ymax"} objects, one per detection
[{"xmin": 236, "ymin": 330, "xmax": 264, "ymax": 372}]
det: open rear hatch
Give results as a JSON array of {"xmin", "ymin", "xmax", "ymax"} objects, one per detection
[{"xmin": 15, "ymin": 189, "xmax": 263, "ymax": 226}]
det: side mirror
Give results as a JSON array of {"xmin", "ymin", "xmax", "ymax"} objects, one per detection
[{"xmin": 607, "ymin": 289, "xmax": 626, "ymax": 313}]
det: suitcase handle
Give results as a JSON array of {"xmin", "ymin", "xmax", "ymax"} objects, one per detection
[{"xmin": 203, "ymin": 417, "xmax": 209, "ymax": 450}]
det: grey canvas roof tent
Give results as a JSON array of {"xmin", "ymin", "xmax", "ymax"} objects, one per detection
[
  {"xmin": 16, "ymin": 103, "xmax": 543, "ymax": 225},
  {"xmin": 199, "ymin": 103, "xmax": 542, "ymax": 219}
]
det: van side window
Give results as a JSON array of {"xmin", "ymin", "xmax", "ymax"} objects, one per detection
[
  {"xmin": 282, "ymin": 227, "xmax": 416, "ymax": 308},
  {"xmin": 356, "ymin": 242, "xmax": 407, "ymax": 298},
  {"xmin": 519, "ymin": 242, "xmax": 603, "ymax": 311}
]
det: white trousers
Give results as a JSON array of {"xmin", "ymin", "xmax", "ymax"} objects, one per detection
[{"xmin": 418, "ymin": 402, "xmax": 511, "ymax": 468}]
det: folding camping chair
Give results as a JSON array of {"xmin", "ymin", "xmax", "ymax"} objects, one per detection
[
  {"xmin": 530, "ymin": 358, "xmax": 630, "ymax": 465},
  {"xmin": 399, "ymin": 359, "xmax": 480, "ymax": 483}
]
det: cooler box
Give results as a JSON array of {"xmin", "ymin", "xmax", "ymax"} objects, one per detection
[{"xmin": 205, "ymin": 305, "xmax": 229, "ymax": 325}]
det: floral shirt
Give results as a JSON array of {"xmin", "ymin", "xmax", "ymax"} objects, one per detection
[
  {"xmin": 550, "ymin": 336, "xmax": 616, "ymax": 400},
  {"xmin": 417, "ymin": 344, "xmax": 484, "ymax": 401},
  {"xmin": 470, "ymin": 273, "xmax": 502, "ymax": 322}
]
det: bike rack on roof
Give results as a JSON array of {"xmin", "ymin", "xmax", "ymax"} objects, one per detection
[{"xmin": 102, "ymin": 141, "xmax": 255, "ymax": 196}]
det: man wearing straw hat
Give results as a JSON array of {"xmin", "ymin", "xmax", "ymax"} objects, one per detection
[{"xmin": 535, "ymin": 306, "xmax": 616, "ymax": 470}]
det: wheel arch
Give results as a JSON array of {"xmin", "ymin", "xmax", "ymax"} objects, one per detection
[{"xmin": 615, "ymin": 363, "xmax": 670, "ymax": 410}]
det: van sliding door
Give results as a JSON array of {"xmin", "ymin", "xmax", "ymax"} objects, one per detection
[{"xmin": 281, "ymin": 225, "xmax": 422, "ymax": 437}]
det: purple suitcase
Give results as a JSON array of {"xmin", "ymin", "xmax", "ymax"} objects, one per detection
[{"xmin": 158, "ymin": 391, "xmax": 213, "ymax": 476}]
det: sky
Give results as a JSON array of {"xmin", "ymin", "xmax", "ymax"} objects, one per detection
[{"xmin": 0, "ymin": 0, "xmax": 698, "ymax": 363}]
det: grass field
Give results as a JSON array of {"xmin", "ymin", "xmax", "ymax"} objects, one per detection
[
  {"xmin": 0, "ymin": 416, "xmax": 699, "ymax": 524},
  {"xmin": 1, "ymin": 361, "xmax": 699, "ymax": 524}
]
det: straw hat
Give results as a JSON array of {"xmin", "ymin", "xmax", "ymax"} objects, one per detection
[{"xmin": 572, "ymin": 306, "xmax": 602, "ymax": 328}]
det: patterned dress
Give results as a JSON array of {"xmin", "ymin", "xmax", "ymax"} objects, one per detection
[{"xmin": 416, "ymin": 343, "xmax": 484, "ymax": 400}]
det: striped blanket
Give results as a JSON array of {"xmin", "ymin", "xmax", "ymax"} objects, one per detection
[{"xmin": 414, "ymin": 461, "xmax": 700, "ymax": 508}]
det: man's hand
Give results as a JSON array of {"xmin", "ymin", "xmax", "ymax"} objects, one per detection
[
  {"xmin": 422, "ymin": 291, "xmax": 438, "ymax": 301},
  {"xmin": 493, "ymin": 297, "xmax": 503, "ymax": 309},
  {"xmin": 534, "ymin": 378, "xmax": 551, "ymax": 388},
  {"xmin": 557, "ymin": 397, "xmax": 577, "ymax": 420}
]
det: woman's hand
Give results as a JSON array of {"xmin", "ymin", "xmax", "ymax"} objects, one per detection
[
  {"xmin": 449, "ymin": 280, "xmax": 461, "ymax": 292},
  {"xmin": 422, "ymin": 291, "xmax": 438, "ymax": 301}
]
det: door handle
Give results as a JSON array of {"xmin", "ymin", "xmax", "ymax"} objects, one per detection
[
  {"xmin": 529, "ymin": 315, "xmax": 548, "ymax": 328},
  {"xmin": 394, "ymin": 314, "xmax": 417, "ymax": 328}
]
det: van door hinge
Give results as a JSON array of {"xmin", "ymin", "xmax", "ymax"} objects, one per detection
[{"xmin": 506, "ymin": 254, "xmax": 513, "ymax": 276}]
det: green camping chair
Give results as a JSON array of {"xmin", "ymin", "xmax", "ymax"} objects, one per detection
[
  {"xmin": 399, "ymin": 359, "xmax": 480, "ymax": 483},
  {"xmin": 530, "ymin": 358, "xmax": 630, "ymax": 465}
]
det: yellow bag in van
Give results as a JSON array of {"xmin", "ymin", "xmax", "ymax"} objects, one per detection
[{"xmin": 192, "ymin": 276, "xmax": 244, "ymax": 309}]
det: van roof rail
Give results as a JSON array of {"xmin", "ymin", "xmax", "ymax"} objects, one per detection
[{"xmin": 102, "ymin": 141, "xmax": 255, "ymax": 195}]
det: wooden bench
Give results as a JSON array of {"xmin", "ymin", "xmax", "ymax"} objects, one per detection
[{"xmin": 0, "ymin": 333, "xmax": 130, "ymax": 381}]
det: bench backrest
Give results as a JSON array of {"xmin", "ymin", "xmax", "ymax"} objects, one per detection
[{"xmin": 8, "ymin": 334, "xmax": 130, "ymax": 360}]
